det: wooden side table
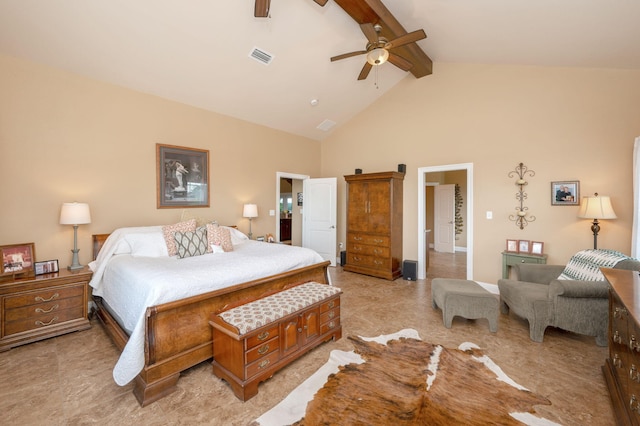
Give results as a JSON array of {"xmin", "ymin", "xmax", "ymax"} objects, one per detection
[
  {"xmin": 502, "ymin": 252, "xmax": 547, "ymax": 279},
  {"xmin": 0, "ymin": 268, "xmax": 92, "ymax": 351}
]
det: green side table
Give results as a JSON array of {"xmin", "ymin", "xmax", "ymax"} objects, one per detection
[{"xmin": 502, "ymin": 251, "xmax": 548, "ymax": 279}]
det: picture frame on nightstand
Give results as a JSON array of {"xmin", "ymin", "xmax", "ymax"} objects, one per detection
[
  {"xmin": 1, "ymin": 242, "xmax": 36, "ymax": 279},
  {"xmin": 34, "ymin": 259, "xmax": 60, "ymax": 275}
]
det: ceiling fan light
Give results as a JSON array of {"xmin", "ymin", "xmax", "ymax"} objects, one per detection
[{"xmin": 366, "ymin": 48, "xmax": 389, "ymax": 66}]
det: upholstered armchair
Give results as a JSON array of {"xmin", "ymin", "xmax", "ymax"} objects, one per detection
[{"xmin": 498, "ymin": 252, "xmax": 640, "ymax": 346}]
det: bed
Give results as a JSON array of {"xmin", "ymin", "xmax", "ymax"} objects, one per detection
[{"xmin": 89, "ymin": 224, "xmax": 331, "ymax": 406}]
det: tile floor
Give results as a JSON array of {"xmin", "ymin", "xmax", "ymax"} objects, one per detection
[{"xmin": 0, "ymin": 252, "xmax": 614, "ymax": 425}]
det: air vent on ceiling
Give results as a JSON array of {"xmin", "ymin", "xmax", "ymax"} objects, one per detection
[
  {"xmin": 249, "ymin": 47, "xmax": 274, "ymax": 65},
  {"xmin": 317, "ymin": 119, "xmax": 337, "ymax": 132}
]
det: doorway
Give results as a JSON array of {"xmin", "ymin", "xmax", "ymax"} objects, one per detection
[
  {"xmin": 418, "ymin": 163, "xmax": 473, "ymax": 280},
  {"xmin": 276, "ymin": 172, "xmax": 308, "ymax": 246}
]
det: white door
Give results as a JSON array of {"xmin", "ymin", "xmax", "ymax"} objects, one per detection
[
  {"xmin": 302, "ymin": 178, "xmax": 337, "ymax": 266},
  {"xmin": 434, "ymin": 184, "xmax": 455, "ymax": 253}
]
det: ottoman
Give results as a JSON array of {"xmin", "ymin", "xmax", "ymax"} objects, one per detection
[{"xmin": 431, "ymin": 278, "xmax": 498, "ymax": 332}]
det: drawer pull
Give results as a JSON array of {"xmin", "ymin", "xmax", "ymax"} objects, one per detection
[
  {"xmin": 374, "ymin": 260, "xmax": 383, "ymax": 265},
  {"xmin": 353, "ymin": 236, "xmax": 363, "ymax": 241},
  {"xmin": 353, "ymin": 256, "xmax": 362, "ymax": 262},
  {"xmin": 614, "ymin": 330, "xmax": 622, "ymax": 344},
  {"xmin": 328, "ymin": 321, "xmax": 336, "ymax": 329},
  {"xmin": 257, "ymin": 344, "xmax": 269, "ymax": 355},
  {"xmin": 35, "ymin": 293, "xmax": 59, "ymax": 303},
  {"xmin": 613, "ymin": 353, "xmax": 623, "ymax": 368},
  {"xmin": 614, "ymin": 307, "xmax": 628, "ymax": 319},
  {"xmin": 520, "ymin": 259, "xmax": 526, "ymax": 263},
  {"xmin": 631, "ymin": 395, "xmax": 640, "ymax": 413},
  {"xmin": 257, "ymin": 331, "xmax": 270, "ymax": 341},
  {"xmin": 373, "ymin": 239, "xmax": 384, "ymax": 244},
  {"xmin": 328, "ymin": 311, "xmax": 335, "ymax": 319},
  {"xmin": 631, "ymin": 335, "xmax": 640, "ymax": 352},
  {"xmin": 35, "ymin": 304, "xmax": 59, "ymax": 314},
  {"xmin": 328, "ymin": 300, "xmax": 335, "ymax": 309},
  {"xmin": 258, "ymin": 359, "xmax": 270, "ymax": 369},
  {"xmin": 353, "ymin": 246, "xmax": 362, "ymax": 252},
  {"xmin": 374, "ymin": 249, "xmax": 382, "ymax": 255},
  {"xmin": 35, "ymin": 317, "xmax": 58, "ymax": 327}
]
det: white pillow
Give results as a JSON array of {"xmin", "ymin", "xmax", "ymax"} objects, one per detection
[
  {"xmin": 125, "ymin": 232, "xmax": 169, "ymax": 257},
  {"xmin": 210, "ymin": 244, "xmax": 225, "ymax": 254},
  {"xmin": 224, "ymin": 226, "xmax": 249, "ymax": 245}
]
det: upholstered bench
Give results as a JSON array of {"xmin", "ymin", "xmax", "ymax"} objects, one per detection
[
  {"xmin": 210, "ymin": 282, "xmax": 342, "ymax": 401},
  {"xmin": 431, "ymin": 278, "xmax": 498, "ymax": 332}
]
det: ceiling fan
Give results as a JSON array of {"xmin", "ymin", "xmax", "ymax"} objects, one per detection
[
  {"xmin": 331, "ymin": 23, "xmax": 426, "ymax": 80},
  {"xmin": 254, "ymin": 0, "xmax": 327, "ymax": 17}
]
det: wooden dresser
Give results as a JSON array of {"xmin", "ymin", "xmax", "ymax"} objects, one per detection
[
  {"xmin": 344, "ymin": 171, "xmax": 404, "ymax": 280},
  {"xmin": 0, "ymin": 268, "xmax": 92, "ymax": 351},
  {"xmin": 603, "ymin": 268, "xmax": 640, "ymax": 425}
]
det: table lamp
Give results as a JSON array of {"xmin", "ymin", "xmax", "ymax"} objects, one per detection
[
  {"xmin": 577, "ymin": 193, "xmax": 617, "ymax": 250},
  {"xmin": 243, "ymin": 204, "xmax": 258, "ymax": 240},
  {"xmin": 60, "ymin": 202, "xmax": 91, "ymax": 270}
]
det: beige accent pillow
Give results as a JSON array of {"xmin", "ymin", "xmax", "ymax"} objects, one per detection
[
  {"xmin": 206, "ymin": 223, "xmax": 233, "ymax": 252},
  {"xmin": 162, "ymin": 219, "xmax": 197, "ymax": 256}
]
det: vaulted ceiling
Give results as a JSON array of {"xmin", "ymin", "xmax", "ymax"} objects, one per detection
[{"xmin": 1, "ymin": 1, "xmax": 638, "ymax": 141}]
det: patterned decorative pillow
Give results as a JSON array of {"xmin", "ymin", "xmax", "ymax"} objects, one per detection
[
  {"xmin": 162, "ymin": 219, "xmax": 197, "ymax": 256},
  {"xmin": 558, "ymin": 249, "xmax": 630, "ymax": 281},
  {"xmin": 174, "ymin": 226, "xmax": 209, "ymax": 259},
  {"xmin": 207, "ymin": 223, "xmax": 233, "ymax": 252}
]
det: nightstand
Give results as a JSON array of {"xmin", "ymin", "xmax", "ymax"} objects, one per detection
[
  {"xmin": 0, "ymin": 268, "xmax": 92, "ymax": 351},
  {"xmin": 502, "ymin": 251, "xmax": 547, "ymax": 279}
]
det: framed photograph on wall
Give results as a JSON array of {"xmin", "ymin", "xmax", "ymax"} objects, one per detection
[
  {"xmin": 531, "ymin": 241, "xmax": 544, "ymax": 256},
  {"xmin": 34, "ymin": 259, "xmax": 60, "ymax": 275},
  {"xmin": 506, "ymin": 239, "xmax": 518, "ymax": 253},
  {"xmin": 157, "ymin": 144, "xmax": 210, "ymax": 208},
  {"xmin": 551, "ymin": 181, "xmax": 580, "ymax": 206},
  {"xmin": 518, "ymin": 240, "xmax": 530, "ymax": 254},
  {"xmin": 1, "ymin": 243, "xmax": 36, "ymax": 278}
]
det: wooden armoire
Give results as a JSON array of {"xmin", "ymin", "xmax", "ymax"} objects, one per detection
[{"xmin": 344, "ymin": 171, "xmax": 404, "ymax": 280}]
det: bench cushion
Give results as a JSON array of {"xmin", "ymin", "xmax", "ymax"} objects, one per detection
[{"xmin": 219, "ymin": 282, "xmax": 341, "ymax": 335}]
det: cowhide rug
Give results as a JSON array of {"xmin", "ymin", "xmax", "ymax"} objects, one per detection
[{"xmin": 254, "ymin": 329, "xmax": 558, "ymax": 426}]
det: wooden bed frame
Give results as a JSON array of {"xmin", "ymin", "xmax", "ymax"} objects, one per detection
[{"xmin": 91, "ymin": 234, "xmax": 331, "ymax": 406}]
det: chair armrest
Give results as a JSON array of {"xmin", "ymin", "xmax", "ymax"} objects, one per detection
[
  {"xmin": 514, "ymin": 264, "xmax": 565, "ymax": 284},
  {"xmin": 549, "ymin": 279, "xmax": 610, "ymax": 298}
]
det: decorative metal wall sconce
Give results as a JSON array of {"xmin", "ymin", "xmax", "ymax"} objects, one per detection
[{"xmin": 508, "ymin": 162, "xmax": 536, "ymax": 229}]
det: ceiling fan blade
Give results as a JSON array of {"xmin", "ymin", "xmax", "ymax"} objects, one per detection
[
  {"xmin": 384, "ymin": 29, "xmax": 426, "ymax": 50},
  {"xmin": 313, "ymin": 0, "xmax": 329, "ymax": 5},
  {"xmin": 254, "ymin": 0, "xmax": 270, "ymax": 17},
  {"xmin": 358, "ymin": 62, "xmax": 373, "ymax": 80},
  {"xmin": 359, "ymin": 23, "xmax": 379, "ymax": 44},
  {"xmin": 388, "ymin": 53, "xmax": 413, "ymax": 71},
  {"xmin": 331, "ymin": 50, "xmax": 367, "ymax": 62}
]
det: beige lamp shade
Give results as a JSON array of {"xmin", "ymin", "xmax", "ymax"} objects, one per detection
[
  {"xmin": 243, "ymin": 204, "xmax": 258, "ymax": 218},
  {"xmin": 60, "ymin": 202, "xmax": 92, "ymax": 225},
  {"xmin": 577, "ymin": 195, "xmax": 617, "ymax": 219}
]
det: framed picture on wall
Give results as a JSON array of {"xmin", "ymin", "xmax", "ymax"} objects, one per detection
[
  {"xmin": 518, "ymin": 240, "xmax": 530, "ymax": 254},
  {"xmin": 157, "ymin": 144, "xmax": 210, "ymax": 208},
  {"xmin": 551, "ymin": 181, "xmax": 580, "ymax": 206}
]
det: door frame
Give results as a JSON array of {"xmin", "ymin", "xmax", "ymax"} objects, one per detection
[
  {"xmin": 276, "ymin": 172, "xmax": 309, "ymax": 243},
  {"xmin": 417, "ymin": 163, "xmax": 473, "ymax": 280}
]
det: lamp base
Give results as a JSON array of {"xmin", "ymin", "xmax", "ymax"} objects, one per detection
[{"xmin": 67, "ymin": 248, "xmax": 84, "ymax": 270}]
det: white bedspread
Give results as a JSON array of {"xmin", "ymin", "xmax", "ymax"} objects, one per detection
[{"xmin": 89, "ymin": 226, "xmax": 324, "ymax": 386}]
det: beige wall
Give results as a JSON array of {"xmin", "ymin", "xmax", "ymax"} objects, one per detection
[
  {"xmin": 3, "ymin": 55, "xmax": 640, "ymax": 284},
  {"xmin": 0, "ymin": 54, "xmax": 320, "ymax": 265},
  {"xmin": 321, "ymin": 63, "xmax": 640, "ymax": 282}
]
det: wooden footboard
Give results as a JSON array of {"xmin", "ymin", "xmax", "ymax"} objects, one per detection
[{"xmin": 94, "ymin": 259, "xmax": 331, "ymax": 406}]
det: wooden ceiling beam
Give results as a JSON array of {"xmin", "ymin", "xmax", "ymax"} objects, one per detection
[{"xmin": 334, "ymin": 0, "xmax": 432, "ymax": 78}]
